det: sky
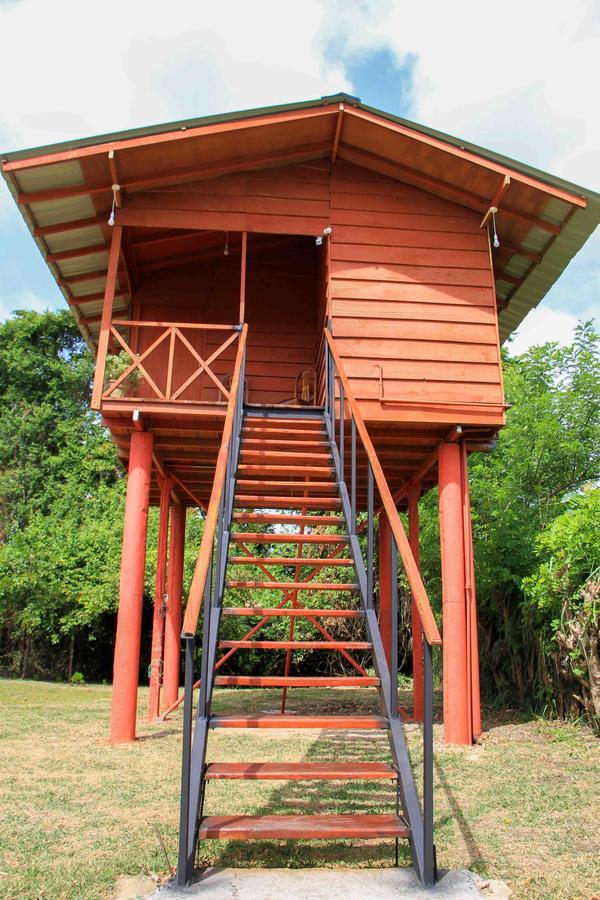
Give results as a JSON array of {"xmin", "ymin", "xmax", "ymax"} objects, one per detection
[{"xmin": 0, "ymin": 0, "xmax": 598, "ymax": 354}]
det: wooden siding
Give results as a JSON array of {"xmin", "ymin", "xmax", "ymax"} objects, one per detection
[
  {"xmin": 115, "ymin": 158, "xmax": 504, "ymax": 426},
  {"xmin": 130, "ymin": 237, "xmax": 319, "ymax": 406},
  {"xmin": 329, "ymin": 162, "xmax": 504, "ymax": 424}
]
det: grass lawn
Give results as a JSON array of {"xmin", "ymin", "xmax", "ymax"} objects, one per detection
[{"xmin": 0, "ymin": 679, "xmax": 598, "ymax": 899}]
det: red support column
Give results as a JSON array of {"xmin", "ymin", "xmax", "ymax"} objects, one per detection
[
  {"xmin": 378, "ymin": 511, "xmax": 392, "ymax": 665},
  {"xmin": 438, "ymin": 442, "xmax": 471, "ymax": 745},
  {"xmin": 110, "ymin": 431, "xmax": 154, "ymax": 743},
  {"xmin": 461, "ymin": 443, "xmax": 482, "ymax": 740},
  {"xmin": 407, "ymin": 483, "xmax": 424, "ymax": 721},
  {"xmin": 147, "ymin": 474, "xmax": 174, "ymax": 721},
  {"xmin": 163, "ymin": 501, "xmax": 187, "ymax": 709}
]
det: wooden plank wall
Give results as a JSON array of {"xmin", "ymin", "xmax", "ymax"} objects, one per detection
[
  {"xmin": 130, "ymin": 237, "xmax": 319, "ymax": 406},
  {"xmin": 329, "ymin": 162, "xmax": 503, "ymax": 423},
  {"xmin": 121, "ymin": 158, "xmax": 503, "ymax": 423}
]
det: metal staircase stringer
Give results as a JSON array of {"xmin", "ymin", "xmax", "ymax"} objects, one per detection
[
  {"xmin": 325, "ymin": 414, "xmax": 426, "ymax": 882},
  {"xmin": 182, "ymin": 407, "xmax": 245, "ymax": 880}
]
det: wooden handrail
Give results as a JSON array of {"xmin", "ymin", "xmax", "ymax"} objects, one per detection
[
  {"xmin": 111, "ymin": 320, "xmax": 236, "ymax": 331},
  {"xmin": 324, "ymin": 329, "xmax": 442, "ymax": 646},
  {"xmin": 182, "ymin": 324, "xmax": 248, "ymax": 636}
]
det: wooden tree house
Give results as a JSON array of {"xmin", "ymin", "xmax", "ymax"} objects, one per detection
[{"xmin": 3, "ymin": 93, "xmax": 598, "ymax": 886}]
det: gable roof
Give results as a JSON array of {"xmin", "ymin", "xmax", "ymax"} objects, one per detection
[{"xmin": 2, "ymin": 92, "xmax": 598, "ymax": 348}]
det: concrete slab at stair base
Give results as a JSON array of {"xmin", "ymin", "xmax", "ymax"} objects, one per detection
[{"xmin": 150, "ymin": 867, "xmax": 498, "ymax": 899}]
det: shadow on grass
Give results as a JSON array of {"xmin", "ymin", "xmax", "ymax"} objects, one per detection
[
  {"xmin": 433, "ymin": 756, "xmax": 487, "ymax": 873},
  {"xmin": 196, "ymin": 689, "xmax": 413, "ymax": 871}
]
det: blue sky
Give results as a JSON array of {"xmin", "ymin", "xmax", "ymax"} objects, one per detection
[{"xmin": 0, "ymin": 0, "xmax": 597, "ymax": 352}]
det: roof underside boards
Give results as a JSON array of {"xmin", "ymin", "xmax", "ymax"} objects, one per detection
[{"xmin": 2, "ymin": 93, "xmax": 597, "ymax": 349}]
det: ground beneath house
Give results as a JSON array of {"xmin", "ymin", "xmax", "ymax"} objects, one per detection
[{"xmin": 0, "ymin": 680, "xmax": 598, "ymax": 900}]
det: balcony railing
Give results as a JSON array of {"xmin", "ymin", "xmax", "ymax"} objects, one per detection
[{"xmin": 94, "ymin": 320, "xmax": 242, "ymax": 407}]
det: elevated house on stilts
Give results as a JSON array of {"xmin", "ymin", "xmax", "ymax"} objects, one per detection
[{"xmin": 3, "ymin": 94, "xmax": 598, "ymax": 886}]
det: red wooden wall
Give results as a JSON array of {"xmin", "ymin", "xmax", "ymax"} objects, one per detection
[
  {"xmin": 123, "ymin": 158, "xmax": 504, "ymax": 425},
  {"xmin": 329, "ymin": 162, "xmax": 503, "ymax": 424}
]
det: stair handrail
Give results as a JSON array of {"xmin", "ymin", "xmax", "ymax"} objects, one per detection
[
  {"xmin": 324, "ymin": 329, "xmax": 441, "ymax": 646},
  {"xmin": 182, "ymin": 323, "xmax": 248, "ymax": 637}
]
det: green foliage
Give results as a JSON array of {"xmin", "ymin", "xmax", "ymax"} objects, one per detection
[
  {"xmin": 0, "ymin": 310, "xmax": 125, "ymax": 676},
  {"xmin": 70, "ymin": 671, "xmax": 86, "ymax": 685},
  {"xmin": 523, "ymin": 488, "xmax": 599, "ymax": 634},
  {"xmin": 0, "ymin": 307, "xmax": 597, "ymax": 720}
]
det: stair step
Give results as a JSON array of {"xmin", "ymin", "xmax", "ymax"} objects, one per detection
[
  {"xmin": 226, "ymin": 581, "xmax": 359, "ymax": 592},
  {"xmin": 240, "ymin": 449, "xmax": 331, "ymax": 463},
  {"xmin": 229, "ymin": 557, "xmax": 354, "ymax": 567},
  {"xmin": 204, "ymin": 762, "xmax": 395, "ymax": 780},
  {"xmin": 210, "ymin": 714, "xmax": 388, "ymax": 729},
  {"xmin": 232, "ymin": 513, "xmax": 342, "ymax": 527},
  {"xmin": 244, "ymin": 411, "xmax": 324, "ymax": 426},
  {"xmin": 236, "ymin": 480, "xmax": 338, "ymax": 494},
  {"xmin": 214, "ymin": 675, "xmax": 380, "ymax": 687},
  {"xmin": 222, "ymin": 607, "xmax": 362, "ymax": 617},
  {"xmin": 242, "ymin": 428, "xmax": 326, "ymax": 441},
  {"xmin": 234, "ymin": 495, "xmax": 341, "ymax": 510},
  {"xmin": 230, "ymin": 533, "xmax": 348, "ymax": 544},
  {"xmin": 238, "ymin": 465, "xmax": 333, "ymax": 477},
  {"xmin": 219, "ymin": 640, "xmax": 371, "ymax": 650},
  {"xmin": 198, "ymin": 814, "xmax": 409, "ymax": 841},
  {"xmin": 242, "ymin": 439, "xmax": 329, "ymax": 451}
]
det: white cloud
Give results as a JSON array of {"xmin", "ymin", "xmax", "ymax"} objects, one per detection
[
  {"xmin": 507, "ymin": 306, "xmax": 581, "ymax": 355},
  {"xmin": 326, "ymin": 0, "xmax": 600, "ymax": 189},
  {"xmin": 0, "ymin": 0, "xmax": 349, "ymax": 153},
  {"xmin": 0, "ymin": 290, "xmax": 54, "ymax": 322}
]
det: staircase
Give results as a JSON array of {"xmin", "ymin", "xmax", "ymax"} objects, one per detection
[{"xmin": 176, "ymin": 327, "xmax": 440, "ymax": 887}]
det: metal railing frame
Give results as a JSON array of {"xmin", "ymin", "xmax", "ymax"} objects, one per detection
[
  {"xmin": 324, "ymin": 325, "xmax": 438, "ymax": 885},
  {"xmin": 176, "ymin": 326, "xmax": 247, "ymax": 886}
]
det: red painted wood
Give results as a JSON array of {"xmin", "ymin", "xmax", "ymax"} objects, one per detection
[
  {"xmin": 214, "ymin": 675, "xmax": 379, "ymax": 687},
  {"xmin": 197, "ymin": 814, "xmax": 409, "ymax": 840},
  {"xmin": 232, "ymin": 513, "xmax": 342, "ymax": 526},
  {"xmin": 234, "ymin": 496, "xmax": 341, "ymax": 510},
  {"xmin": 222, "ymin": 607, "xmax": 362, "ymax": 617},
  {"xmin": 110, "ymin": 432, "xmax": 153, "ymax": 743},
  {"xmin": 225, "ymin": 581, "xmax": 358, "ymax": 591},
  {"xmin": 218, "ymin": 640, "xmax": 371, "ymax": 650},
  {"xmin": 228, "ymin": 557, "xmax": 353, "ymax": 567},
  {"xmin": 204, "ymin": 761, "xmax": 394, "ymax": 779},
  {"xmin": 237, "ymin": 465, "xmax": 333, "ymax": 478},
  {"xmin": 210, "ymin": 714, "xmax": 387, "ymax": 729},
  {"xmin": 230, "ymin": 533, "xmax": 348, "ymax": 544},
  {"xmin": 234, "ymin": 481, "xmax": 338, "ymax": 494}
]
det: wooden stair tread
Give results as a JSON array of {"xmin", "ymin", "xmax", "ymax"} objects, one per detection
[
  {"xmin": 230, "ymin": 533, "xmax": 348, "ymax": 544},
  {"xmin": 242, "ymin": 439, "xmax": 329, "ymax": 450},
  {"xmin": 222, "ymin": 607, "xmax": 362, "ymax": 617},
  {"xmin": 204, "ymin": 762, "xmax": 395, "ymax": 780},
  {"xmin": 226, "ymin": 581, "xmax": 359, "ymax": 591},
  {"xmin": 238, "ymin": 465, "xmax": 333, "ymax": 477},
  {"xmin": 240, "ymin": 450, "xmax": 331, "ymax": 462},
  {"xmin": 228, "ymin": 557, "xmax": 353, "ymax": 567},
  {"xmin": 198, "ymin": 814, "xmax": 409, "ymax": 840},
  {"xmin": 215, "ymin": 675, "xmax": 379, "ymax": 687},
  {"xmin": 232, "ymin": 513, "xmax": 343, "ymax": 526},
  {"xmin": 219, "ymin": 640, "xmax": 372, "ymax": 650},
  {"xmin": 234, "ymin": 495, "xmax": 341, "ymax": 509},
  {"xmin": 210, "ymin": 714, "xmax": 388, "ymax": 729},
  {"xmin": 235, "ymin": 480, "xmax": 337, "ymax": 493}
]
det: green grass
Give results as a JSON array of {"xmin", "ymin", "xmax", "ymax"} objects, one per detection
[{"xmin": 0, "ymin": 679, "xmax": 598, "ymax": 899}]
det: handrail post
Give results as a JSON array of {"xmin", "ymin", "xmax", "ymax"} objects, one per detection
[
  {"xmin": 367, "ymin": 462, "xmax": 374, "ymax": 608},
  {"xmin": 339, "ymin": 382, "xmax": 345, "ymax": 485},
  {"xmin": 423, "ymin": 634, "xmax": 435, "ymax": 885},
  {"xmin": 177, "ymin": 635, "xmax": 195, "ymax": 886},
  {"xmin": 350, "ymin": 418, "xmax": 356, "ymax": 532},
  {"xmin": 390, "ymin": 532, "xmax": 399, "ymax": 718}
]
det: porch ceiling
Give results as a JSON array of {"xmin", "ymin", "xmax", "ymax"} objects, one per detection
[{"xmin": 2, "ymin": 92, "xmax": 598, "ymax": 350}]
